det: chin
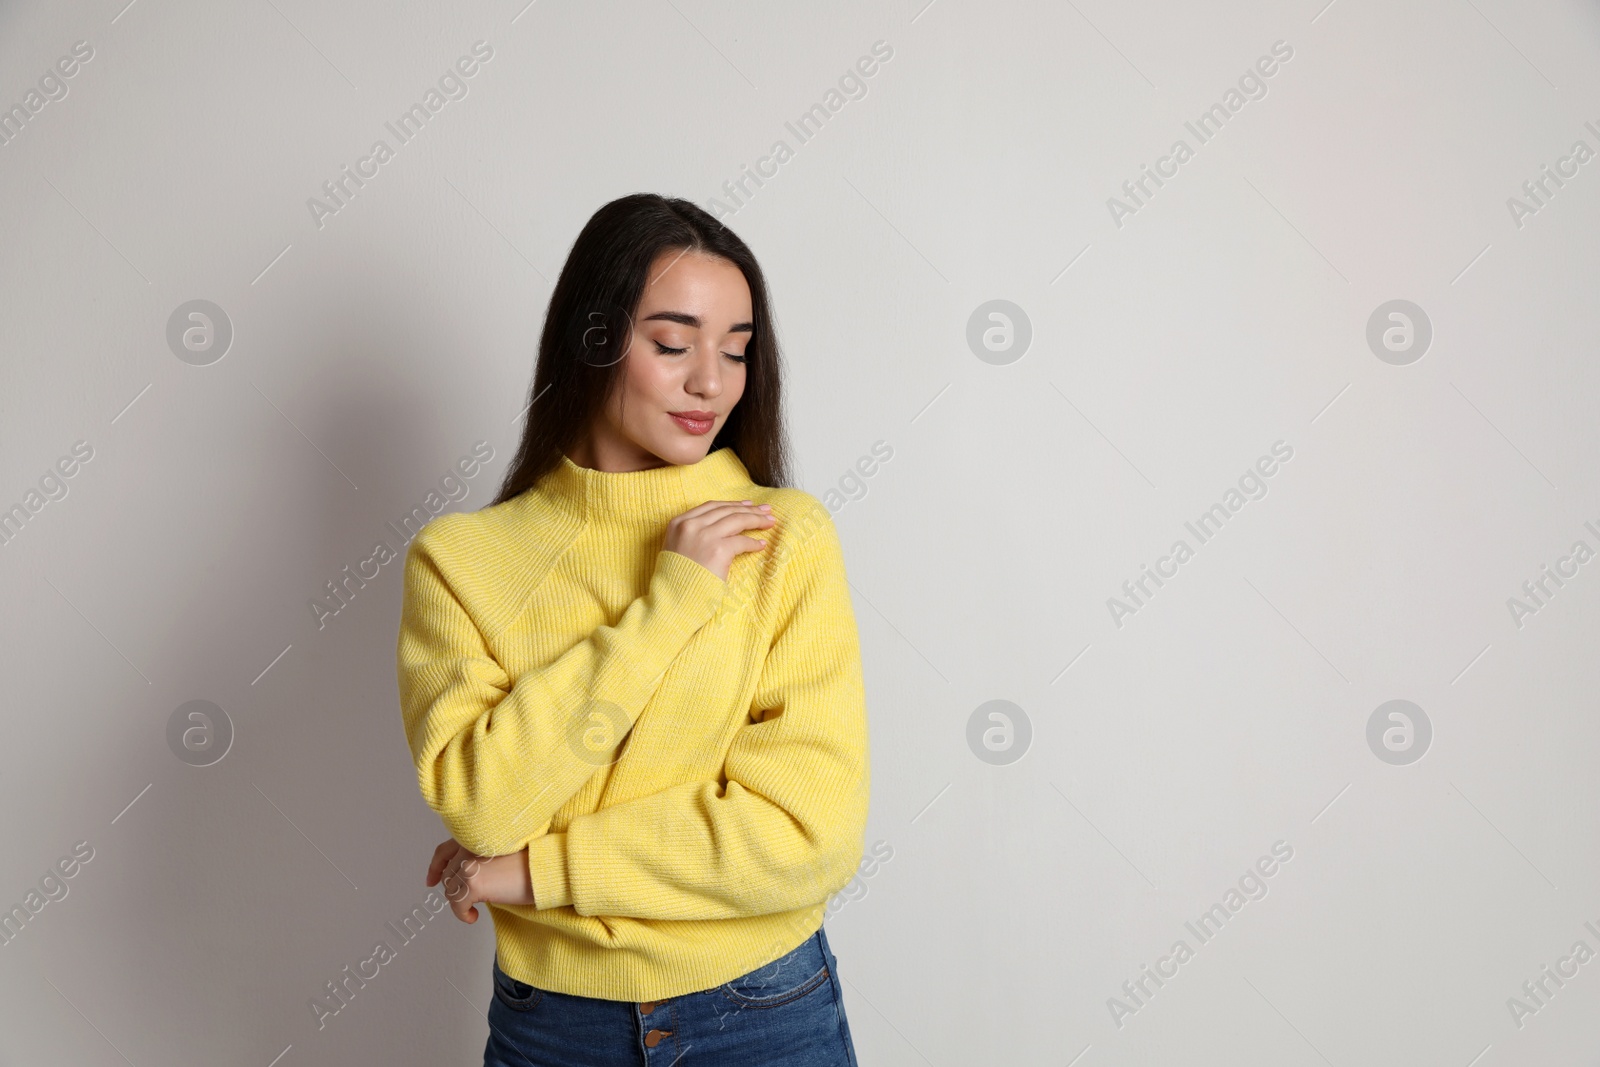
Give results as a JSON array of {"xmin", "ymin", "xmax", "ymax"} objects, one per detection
[
  {"xmin": 650, "ymin": 437, "xmax": 710, "ymax": 466},
  {"xmin": 679, "ymin": 442, "xmax": 716, "ymax": 464}
]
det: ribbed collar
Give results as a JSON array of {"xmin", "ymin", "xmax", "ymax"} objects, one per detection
[{"xmin": 538, "ymin": 445, "xmax": 755, "ymax": 529}]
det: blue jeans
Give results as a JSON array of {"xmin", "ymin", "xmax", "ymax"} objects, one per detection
[{"xmin": 483, "ymin": 925, "xmax": 858, "ymax": 1066}]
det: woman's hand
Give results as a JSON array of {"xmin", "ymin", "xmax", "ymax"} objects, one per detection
[
  {"xmin": 664, "ymin": 499, "xmax": 774, "ymax": 580},
  {"xmin": 426, "ymin": 839, "xmax": 535, "ymax": 923}
]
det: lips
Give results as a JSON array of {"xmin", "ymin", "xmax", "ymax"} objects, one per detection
[{"xmin": 669, "ymin": 411, "xmax": 716, "ymax": 435}]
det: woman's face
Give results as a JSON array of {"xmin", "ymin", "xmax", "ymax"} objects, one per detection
[{"xmin": 589, "ymin": 248, "xmax": 753, "ymax": 471}]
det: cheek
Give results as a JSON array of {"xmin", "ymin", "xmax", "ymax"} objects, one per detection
[
  {"xmin": 627, "ymin": 351, "xmax": 674, "ymax": 398},
  {"xmin": 615, "ymin": 351, "xmax": 671, "ymax": 418}
]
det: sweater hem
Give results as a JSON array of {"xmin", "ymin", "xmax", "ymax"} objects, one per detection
[{"xmin": 490, "ymin": 905, "xmax": 826, "ymax": 1001}]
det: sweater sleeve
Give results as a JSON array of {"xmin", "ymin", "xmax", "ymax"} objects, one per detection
[
  {"xmin": 397, "ymin": 528, "xmax": 728, "ymax": 858},
  {"xmin": 525, "ymin": 511, "xmax": 871, "ymax": 920}
]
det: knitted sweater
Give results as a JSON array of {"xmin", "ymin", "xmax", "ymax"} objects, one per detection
[{"xmin": 396, "ymin": 445, "xmax": 871, "ymax": 1000}]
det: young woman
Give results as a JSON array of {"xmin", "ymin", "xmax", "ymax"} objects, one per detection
[{"xmin": 396, "ymin": 193, "xmax": 870, "ymax": 1065}]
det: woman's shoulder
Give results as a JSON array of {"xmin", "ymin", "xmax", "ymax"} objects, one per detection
[
  {"xmin": 749, "ymin": 487, "xmax": 837, "ymax": 554},
  {"xmin": 403, "ymin": 505, "xmax": 497, "ymax": 570},
  {"xmin": 400, "ymin": 492, "xmax": 585, "ymax": 637},
  {"xmin": 408, "ymin": 489, "xmax": 578, "ymax": 560}
]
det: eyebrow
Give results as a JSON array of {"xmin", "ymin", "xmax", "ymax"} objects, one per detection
[{"xmin": 642, "ymin": 311, "xmax": 754, "ymax": 333}]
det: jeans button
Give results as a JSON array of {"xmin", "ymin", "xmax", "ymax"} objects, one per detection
[
  {"xmin": 644, "ymin": 1028, "xmax": 673, "ymax": 1048},
  {"xmin": 639, "ymin": 1001, "xmax": 657, "ymax": 1014}
]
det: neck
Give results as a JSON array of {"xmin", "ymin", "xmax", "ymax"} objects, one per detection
[{"xmin": 540, "ymin": 445, "xmax": 752, "ymax": 529}]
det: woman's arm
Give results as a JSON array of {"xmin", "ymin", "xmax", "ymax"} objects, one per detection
[
  {"xmin": 397, "ymin": 523, "xmax": 727, "ymax": 858},
  {"xmin": 523, "ymin": 512, "xmax": 871, "ymax": 921}
]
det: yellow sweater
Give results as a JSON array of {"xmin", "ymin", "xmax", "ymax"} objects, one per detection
[{"xmin": 396, "ymin": 445, "xmax": 871, "ymax": 1000}]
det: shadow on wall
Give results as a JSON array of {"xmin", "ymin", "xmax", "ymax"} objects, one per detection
[{"xmin": 93, "ymin": 264, "xmax": 522, "ymax": 1061}]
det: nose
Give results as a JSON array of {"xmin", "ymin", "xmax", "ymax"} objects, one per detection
[{"xmin": 683, "ymin": 345, "xmax": 725, "ymax": 399}]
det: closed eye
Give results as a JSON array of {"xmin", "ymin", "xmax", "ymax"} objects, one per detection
[{"xmin": 654, "ymin": 340, "xmax": 748, "ymax": 363}]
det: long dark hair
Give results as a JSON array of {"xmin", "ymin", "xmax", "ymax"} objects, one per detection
[{"xmin": 489, "ymin": 194, "xmax": 791, "ymax": 507}]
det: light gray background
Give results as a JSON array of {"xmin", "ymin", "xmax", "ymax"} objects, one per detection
[{"xmin": 3, "ymin": 0, "xmax": 1599, "ymax": 1063}]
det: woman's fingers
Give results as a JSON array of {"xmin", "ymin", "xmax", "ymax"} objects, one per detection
[
  {"xmin": 675, "ymin": 498, "xmax": 765, "ymax": 520},
  {"xmin": 674, "ymin": 500, "xmax": 773, "ymax": 531},
  {"xmin": 449, "ymin": 885, "xmax": 479, "ymax": 924},
  {"xmin": 704, "ymin": 504, "xmax": 775, "ymax": 530},
  {"xmin": 663, "ymin": 501, "xmax": 775, "ymax": 579},
  {"xmin": 441, "ymin": 855, "xmax": 472, "ymax": 921},
  {"xmin": 425, "ymin": 839, "xmax": 458, "ymax": 886},
  {"xmin": 684, "ymin": 504, "xmax": 775, "ymax": 543},
  {"xmin": 435, "ymin": 844, "xmax": 488, "ymax": 924}
]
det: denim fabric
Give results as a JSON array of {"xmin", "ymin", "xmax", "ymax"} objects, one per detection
[{"xmin": 483, "ymin": 925, "xmax": 858, "ymax": 1066}]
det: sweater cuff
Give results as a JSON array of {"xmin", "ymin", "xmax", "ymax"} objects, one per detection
[
  {"xmin": 526, "ymin": 832, "xmax": 572, "ymax": 910},
  {"xmin": 653, "ymin": 549, "xmax": 729, "ymax": 625}
]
